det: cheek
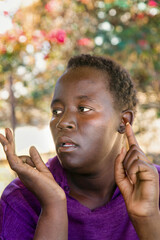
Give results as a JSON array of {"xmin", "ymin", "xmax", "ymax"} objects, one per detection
[
  {"xmin": 80, "ymin": 114, "xmax": 117, "ymax": 148},
  {"xmin": 79, "ymin": 113, "xmax": 113, "ymax": 134},
  {"xmin": 49, "ymin": 118, "xmax": 57, "ymax": 140}
]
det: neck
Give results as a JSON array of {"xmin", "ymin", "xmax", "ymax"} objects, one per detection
[
  {"xmin": 67, "ymin": 169, "xmax": 116, "ymax": 202},
  {"xmin": 66, "ymin": 145, "xmax": 122, "ymax": 209},
  {"xmin": 67, "ymin": 161, "xmax": 115, "ymax": 196}
]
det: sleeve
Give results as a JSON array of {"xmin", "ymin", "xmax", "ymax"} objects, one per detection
[{"xmin": 0, "ymin": 180, "xmax": 41, "ymax": 240}]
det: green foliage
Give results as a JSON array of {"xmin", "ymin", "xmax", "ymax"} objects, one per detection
[{"xmin": 0, "ymin": 0, "xmax": 159, "ymax": 126}]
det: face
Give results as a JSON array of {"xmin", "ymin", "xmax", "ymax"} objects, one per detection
[{"xmin": 50, "ymin": 67, "xmax": 121, "ymax": 174}]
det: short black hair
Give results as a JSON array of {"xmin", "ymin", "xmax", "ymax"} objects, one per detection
[{"xmin": 67, "ymin": 54, "xmax": 138, "ymax": 114}]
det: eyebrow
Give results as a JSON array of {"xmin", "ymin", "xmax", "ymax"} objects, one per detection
[
  {"xmin": 50, "ymin": 99, "xmax": 61, "ymax": 109},
  {"xmin": 50, "ymin": 95, "xmax": 97, "ymax": 108},
  {"xmin": 76, "ymin": 95, "xmax": 96, "ymax": 102}
]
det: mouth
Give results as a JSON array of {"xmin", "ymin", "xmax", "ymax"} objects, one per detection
[{"xmin": 57, "ymin": 137, "xmax": 78, "ymax": 153}]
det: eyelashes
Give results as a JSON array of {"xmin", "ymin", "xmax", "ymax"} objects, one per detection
[
  {"xmin": 52, "ymin": 106, "xmax": 93, "ymax": 116},
  {"xmin": 78, "ymin": 106, "xmax": 92, "ymax": 113},
  {"xmin": 52, "ymin": 109, "xmax": 63, "ymax": 116}
]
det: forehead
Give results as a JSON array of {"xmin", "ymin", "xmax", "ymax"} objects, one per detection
[
  {"xmin": 54, "ymin": 67, "xmax": 109, "ymax": 94},
  {"xmin": 51, "ymin": 67, "xmax": 115, "ymax": 109}
]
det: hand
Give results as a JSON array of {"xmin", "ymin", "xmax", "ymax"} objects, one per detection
[
  {"xmin": 0, "ymin": 128, "xmax": 66, "ymax": 208},
  {"xmin": 115, "ymin": 122, "xmax": 159, "ymax": 219}
]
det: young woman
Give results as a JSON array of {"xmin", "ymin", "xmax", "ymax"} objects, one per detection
[{"xmin": 0, "ymin": 54, "xmax": 160, "ymax": 240}]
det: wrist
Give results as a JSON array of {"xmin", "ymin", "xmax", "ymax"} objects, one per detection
[
  {"xmin": 41, "ymin": 197, "xmax": 67, "ymax": 212},
  {"xmin": 40, "ymin": 192, "xmax": 67, "ymax": 209},
  {"xmin": 130, "ymin": 212, "xmax": 160, "ymax": 240}
]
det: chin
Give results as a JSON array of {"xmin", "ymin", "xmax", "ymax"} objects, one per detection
[
  {"xmin": 57, "ymin": 154, "xmax": 98, "ymax": 175},
  {"xmin": 57, "ymin": 153, "xmax": 87, "ymax": 173}
]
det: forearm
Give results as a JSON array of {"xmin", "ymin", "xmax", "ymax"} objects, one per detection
[
  {"xmin": 33, "ymin": 201, "xmax": 68, "ymax": 240},
  {"xmin": 130, "ymin": 212, "xmax": 160, "ymax": 240}
]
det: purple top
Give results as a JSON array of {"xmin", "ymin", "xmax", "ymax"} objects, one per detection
[{"xmin": 0, "ymin": 156, "xmax": 160, "ymax": 240}]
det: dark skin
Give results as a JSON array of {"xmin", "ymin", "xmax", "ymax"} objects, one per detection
[
  {"xmin": 50, "ymin": 67, "xmax": 122, "ymax": 209},
  {"xmin": 0, "ymin": 66, "xmax": 160, "ymax": 239}
]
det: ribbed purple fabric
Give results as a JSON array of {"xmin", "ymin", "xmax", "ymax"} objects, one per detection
[{"xmin": 0, "ymin": 156, "xmax": 160, "ymax": 240}]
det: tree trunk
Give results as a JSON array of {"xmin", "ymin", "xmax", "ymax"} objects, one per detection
[{"xmin": 9, "ymin": 74, "xmax": 16, "ymax": 135}]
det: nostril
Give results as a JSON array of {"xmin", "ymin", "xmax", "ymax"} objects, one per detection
[{"xmin": 56, "ymin": 118, "xmax": 76, "ymax": 130}]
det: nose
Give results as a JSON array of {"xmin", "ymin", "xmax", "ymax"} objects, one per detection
[{"xmin": 56, "ymin": 110, "xmax": 76, "ymax": 130}]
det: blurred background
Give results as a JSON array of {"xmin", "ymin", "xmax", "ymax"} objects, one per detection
[{"xmin": 0, "ymin": 0, "xmax": 160, "ymax": 195}]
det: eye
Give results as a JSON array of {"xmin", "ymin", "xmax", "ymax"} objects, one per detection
[
  {"xmin": 52, "ymin": 109, "xmax": 63, "ymax": 116},
  {"xmin": 78, "ymin": 106, "xmax": 92, "ymax": 113}
]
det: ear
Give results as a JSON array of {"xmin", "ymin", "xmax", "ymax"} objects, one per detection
[{"xmin": 118, "ymin": 110, "xmax": 134, "ymax": 134}]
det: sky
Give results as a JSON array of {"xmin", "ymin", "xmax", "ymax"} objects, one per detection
[{"xmin": 0, "ymin": 0, "xmax": 37, "ymax": 34}]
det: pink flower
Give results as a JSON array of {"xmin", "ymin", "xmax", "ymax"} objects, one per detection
[
  {"xmin": 44, "ymin": 54, "xmax": 49, "ymax": 59},
  {"xmin": 47, "ymin": 30, "xmax": 56, "ymax": 42},
  {"xmin": 136, "ymin": 13, "xmax": 145, "ymax": 19},
  {"xmin": 138, "ymin": 39, "xmax": 148, "ymax": 47},
  {"xmin": 45, "ymin": 0, "xmax": 55, "ymax": 12},
  {"xmin": 32, "ymin": 30, "xmax": 46, "ymax": 49},
  {"xmin": 3, "ymin": 11, "xmax": 9, "ymax": 16},
  {"xmin": 48, "ymin": 29, "xmax": 66, "ymax": 44},
  {"xmin": 32, "ymin": 30, "xmax": 46, "ymax": 41},
  {"xmin": 79, "ymin": 0, "xmax": 90, "ymax": 4},
  {"xmin": 55, "ymin": 30, "xmax": 66, "ymax": 43},
  {"xmin": 0, "ymin": 45, "xmax": 6, "ymax": 54},
  {"xmin": 78, "ymin": 38, "xmax": 92, "ymax": 46},
  {"xmin": 8, "ymin": 34, "xmax": 16, "ymax": 41},
  {"xmin": 148, "ymin": 0, "xmax": 158, "ymax": 7}
]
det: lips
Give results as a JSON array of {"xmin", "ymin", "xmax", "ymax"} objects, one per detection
[
  {"xmin": 60, "ymin": 143, "xmax": 76, "ymax": 147},
  {"xmin": 57, "ymin": 136, "xmax": 78, "ymax": 153}
]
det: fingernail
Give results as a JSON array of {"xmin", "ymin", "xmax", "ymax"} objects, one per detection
[
  {"xmin": 22, "ymin": 158, "xmax": 27, "ymax": 164},
  {"xmin": 121, "ymin": 146, "xmax": 126, "ymax": 154},
  {"xmin": 129, "ymin": 177, "xmax": 133, "ymax": 185},
  {"xmin": 125, "ymin": 170, "xmax": 134, "ymax": 185},
  {"xmin": 4, "ymin": 145, "xmax": 7, "ymax": 152},
  {"xmin": 121, "ymin": 147, "xmax": 124, "ymax": 154}
]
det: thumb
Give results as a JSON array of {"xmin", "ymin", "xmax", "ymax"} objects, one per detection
[{"xmin": 29, "ymin": 146, "xmax": 49, "ymax": 172}]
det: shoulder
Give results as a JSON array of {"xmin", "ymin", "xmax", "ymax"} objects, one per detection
[
  {"xmin": 0, "ymin": 177, "xmax": 39, "ymax": 238},
  {"xmin": 154, "ymin": 164, "xmax": 160, "ymax": 178},
  {"xmin": 153, "ymin": 164, "xmax": 160, "ymax": 187},
  {"xmin": 0, "ymin": 176, "xmax": 40, "ymax": 225}
]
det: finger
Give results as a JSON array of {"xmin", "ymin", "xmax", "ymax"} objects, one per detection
[
  {"xmin": 123, "ymin": 148, "xmax": 146, "ymax": 171},
  {"xmin": 0, "ymin": 134, "xmax": 15, "ymax": 159},
  {"xmin": 5, "ymin": 128, "xmax": 13, "ymax": 144},
  {"xmin": 19, "ymin": 155, "xmax": 36, "ymax": 167},
  {"xmin": 125, "ymin": 122, "xmax": 139, "ymax": 147},
  {"xmin": 0, "ymin": 130, "xmax": 15, "ymax": 155},
  {"xmin": 0, "ymin": 132, "xmax": 21, "ymax": 167},
  {"xmin": 115, "ymin": 147, "xmax": 134, "ymax": 198},
  {"xmin": 127, "ymin": 159, "xmax": 156, "ymax": 185},
  {"xmin": 0, "ymin": 133, "xmax": 9, "ymax": 148},
  {"xmin": 5, "ymin": 128, "xmax": 15, "ymax": 153},
  {"xmin": 115, "ymin": 148, "xmax": 130, "ymax": 186},
  {"xmin": 29, "ymin": 146, "xmax": 49, "ymax": 172}
]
